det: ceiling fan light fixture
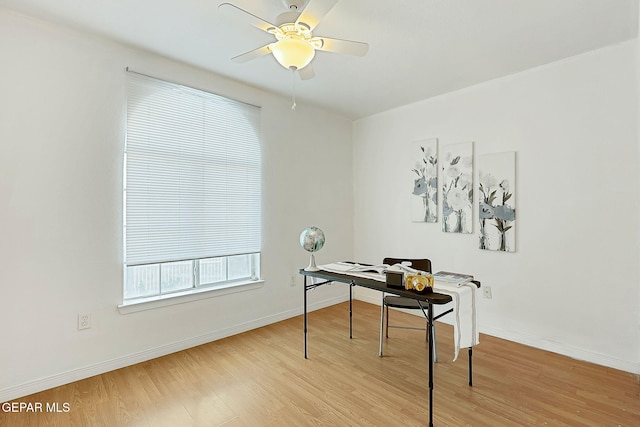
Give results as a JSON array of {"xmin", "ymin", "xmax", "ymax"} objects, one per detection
[
  {"xmin": 271, "ymin": 37, "xmax": 315, "ymax": 70},
  {"xmin": 220, "ymin": 1, "xmax": 369, "ymax": 78}
]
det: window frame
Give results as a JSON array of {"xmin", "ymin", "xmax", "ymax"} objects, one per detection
[{"xmin": 121, "ymin": 70, "xmax": 263, "ymax": 310}]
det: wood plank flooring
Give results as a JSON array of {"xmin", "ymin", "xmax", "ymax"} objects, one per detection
[{"xmin": 2, "ymin": 301, "xmax": 638, "ymax": 426}]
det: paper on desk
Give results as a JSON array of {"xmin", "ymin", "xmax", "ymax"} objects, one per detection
[
  {"xmin": 318, "ymin": 262, "xmax": 387, "ymax": 282},
  {"xmin": 433, "ymin": 271, "xmax": 474, "ymax": 287},
  {"xmin": 433, "ymin": 281, "xmax": 479, "ymax": 361}
]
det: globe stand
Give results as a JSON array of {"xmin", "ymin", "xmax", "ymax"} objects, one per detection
[{"xmin": 305, "ymin": 253, "xmax": 319, "ymax": 272}]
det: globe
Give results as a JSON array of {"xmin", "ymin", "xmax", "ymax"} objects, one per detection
[
  {"xmin": 300, "ymin": 226, "xmax": 325, "ymax": 271},
  {"xmin": 300, "ymin": 226, "xmax": 325, "ymax": 253}
]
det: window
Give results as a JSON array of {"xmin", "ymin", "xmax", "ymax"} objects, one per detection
[{"xmin": 124, "ymin": 71, "xmax": 261, "ymax": 301}]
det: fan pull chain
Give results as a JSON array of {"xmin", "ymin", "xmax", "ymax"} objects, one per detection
[{"xmin": 291, "ymin": 67, "xmax": 297, "ymax": 110}]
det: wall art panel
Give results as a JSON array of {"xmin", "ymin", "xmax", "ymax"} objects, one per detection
[
  {"xmin": 442, "ymin": 141, "xmax": 474, "ymax": 233},
  {"xmin": 478, "ymin": 151, "xmax": 516, "ymax": 252},
  {"xmin": 410, "ymin": 139, "xmax": 438, "ymax": 222}
]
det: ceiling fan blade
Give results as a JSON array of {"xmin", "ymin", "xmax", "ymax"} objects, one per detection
[
  {"xmin": 314, "ymin": 37, "xmax": 369, "ymax": 56},
  {"xmin": 296, "ymin": 0, "xmax": 339, "ymax": 31},
  {"xmin": 231, "ymin": 44, "xmax": 273, "ymax": 63},
  {"xmin": 219, "ymin": 3, "xmax": 280, "ymax": 34},
  {"xmin": 298, "ymin": 64, "xmax": 315, "ymax": 80}
]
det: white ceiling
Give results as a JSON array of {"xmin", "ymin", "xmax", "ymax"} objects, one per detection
[{"xmin": 2, "ymin": 0, "xmax": 638, "ymax": 119}]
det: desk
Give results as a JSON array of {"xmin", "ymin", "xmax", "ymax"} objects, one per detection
[{"xmin": 301, "ymin": 268, "xmax": 474, "ymax": 427}]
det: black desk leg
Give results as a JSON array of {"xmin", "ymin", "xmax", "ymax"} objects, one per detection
[
  {"xmin": 349, "ymin": 283, "xmax": 353, "ymax": 339},
  {"xmin": 304, "ymin": 276, "xmax": 308, "ymax": 359},
  {"xmin": 379, "ymin": 292, "xmax": 384, "ymax": 357},
  {"xmin": 468, "ymin": 347, "xmax": 473, "ymax": 386},
  {"xmin": 427, "ymin": 301, "xmax": 434, "ymax": 427}
]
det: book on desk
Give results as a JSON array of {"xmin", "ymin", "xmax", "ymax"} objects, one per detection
[
  {"xmin": 433, "ymin": 271, "xmax": 474, "ymax": 287},
  {"xmin": 324, "ymin": 262, "xmax": 422, "ymax": 276}
]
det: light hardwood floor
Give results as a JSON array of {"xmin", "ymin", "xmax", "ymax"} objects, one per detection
[{"xmin": 2, "ymin": 301, "xmax": 639, "ymax": 426}]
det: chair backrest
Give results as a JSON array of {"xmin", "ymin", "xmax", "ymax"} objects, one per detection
[{"xmin": 383, "ymin": 257, "xmax": 432, "ymax": 273}]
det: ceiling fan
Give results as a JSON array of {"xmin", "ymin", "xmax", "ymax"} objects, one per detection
[{"xmin": 219, "ymin": 0, "xmax": 369, "ymax": 79}]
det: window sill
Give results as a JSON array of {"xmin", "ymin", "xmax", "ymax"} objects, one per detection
[{"xmin": 118, "ymin": 279, "xmax": 265, "ymax": 314}]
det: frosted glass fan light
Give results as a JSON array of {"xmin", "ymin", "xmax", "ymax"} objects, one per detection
[{"xmin": 271, "ymin": 37, "xmax": 316, "ymax": 70}]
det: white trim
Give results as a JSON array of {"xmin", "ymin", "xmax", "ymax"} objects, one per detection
[
  {"xmin": 118, "ymin": 280, "xmax": 265, "ymax": 314},
  {"xmin": 479, "ymin": 325, "xmax": 640, "ymax": 375},
  {"xmin": 1, "ymin": 295, "xmax": 348, "ymax": 403}
]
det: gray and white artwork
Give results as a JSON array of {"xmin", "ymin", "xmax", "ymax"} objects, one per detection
[
  {"xmin": 478, "ymin": 151, "xmax": 516, "ymax": 252},
  {"xmin": 411, "ymin": 139, "xmax": 438, "ymax": 222},
  {"xmin": 442, "ymin": 141, "xmax": 474, "ymax": 233}
]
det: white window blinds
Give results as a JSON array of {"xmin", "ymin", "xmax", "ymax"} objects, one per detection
[{"xmin": 125, "ymin": 71, "xmax": 261, "ymax": 266}]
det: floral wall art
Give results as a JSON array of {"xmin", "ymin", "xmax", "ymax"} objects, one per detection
[
  {"xmin": 442, "ymin": 141, "xmax": 474, "ymax": 233},
  {"xmin": 478, "ymin": 151, "xmax": 516, "ymax": 252},
  {"xmin": 411, "ymin": 139, "xmax": 438, "ymax": 222}
]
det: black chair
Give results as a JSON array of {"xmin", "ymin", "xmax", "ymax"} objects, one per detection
[{"xmin": 380, "ymin": 257, "xmax": 438, "ymax": 360}]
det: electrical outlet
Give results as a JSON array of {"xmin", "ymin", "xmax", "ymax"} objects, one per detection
[
  {"xmin": 78, "ymin": 313, "xmax": 91, "ymax": 330},
  {"xmin": 290, "ymin": 275, "xmax": 297, "ymax": 287},
  {"xmin": 482, "ymin": 286, "xmax": 492, "ymax": 299}
]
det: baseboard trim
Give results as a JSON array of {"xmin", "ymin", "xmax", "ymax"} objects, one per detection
[
  {"xmin": 1, "ymin": 295, "xmax": 347, "ymax": 403},
  {"xmin": 355, "ymin": 293, "xmax": 640, "ymax": 375},
  {"xmin": 479, "ymin": 325, "xmax": 640, "ymax": 375}
]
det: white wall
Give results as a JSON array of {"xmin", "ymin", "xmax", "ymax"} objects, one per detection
[
  {"xmin": 0, "ymin": 8, "xmax": 354, "ymax": 401},
  {"xmin": 353, "ymin": 41, "xmax": 640, "ymax": 373},
  {"xmin": 2, "ymin": 5, "xmax": 638, "ymax": 403},
  {"xmin": 637, "ymin": 7, "xmax": 640, "ymax": 373}
]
